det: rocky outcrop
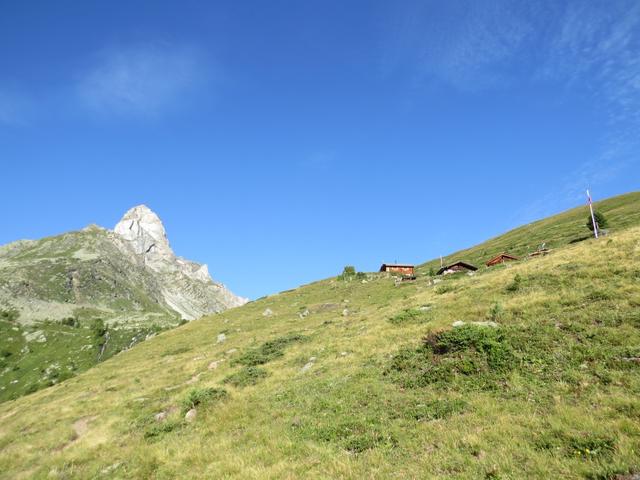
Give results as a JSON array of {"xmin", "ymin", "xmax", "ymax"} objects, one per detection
[{"xmin": 112, "ymin": 205, "xmax": 247, "ymax": 320}]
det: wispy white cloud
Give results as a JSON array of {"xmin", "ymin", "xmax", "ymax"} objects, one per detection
[
  {"xmin": 383, "ymin": 0, "xmax": 640, "ymax": 217},
  {"xmin": 77, "ymin": 43, "xmax": 207, "ymax": 117},
  {"xmin": 381, "ymin": 1, "xmax": 552, "ymax": 91}
]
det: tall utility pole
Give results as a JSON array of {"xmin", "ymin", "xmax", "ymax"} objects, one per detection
[{"xmin": 587, "ymin": 189, "xmax": 599, "ymax": 239}]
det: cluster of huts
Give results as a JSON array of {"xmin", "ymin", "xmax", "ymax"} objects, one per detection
[{"xmin": 379, "ymin": 248, "xmax": 547, "ymax": 279}]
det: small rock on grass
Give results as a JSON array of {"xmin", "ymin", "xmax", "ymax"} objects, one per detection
[
  {"xmin": 208, "ymin": 359, "xmax": 224, "ymax": 370},
  {"xmin": 217, "ymin": 333, "xmax": 226, "ymax": 343},
  {"xmin": 154, "ymin": 411, "xmax": 168, "ymax": 422},
  {"xmin": 185, "ymin": 409, "xmax": 197, "ymax": 422},
  {"xmin": 452, "ymin": 320, "xmax": 498, "ymax": 328}
]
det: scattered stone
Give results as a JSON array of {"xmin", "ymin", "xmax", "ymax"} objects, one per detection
[
  {"xmin": 23, "ymin": 330, "xmax": 47, "ymax": 343},
  {"xmin": 225, "ymin": 348, "xmax": 237, "ymax": 355},
  {"xmin": 208, "ymin": 359, "xmax": 223, "ymax": 370},
  {"xmin": 301, "ymin": 356, "xmax": 317, "ymax": 373},
  {"xmin": 72, "ymin": 416, "xmax": 96, "ymax": 438},
  {"xmin": 433, "ymin": 278, "xmax": 442, "ymax": 284},
  {"xmin": 100, "ymin": 463, "xmax": 122, "ymax": 475},
  {"xmin": 154, "ymin": 412, "xmax": 168, "ymax": 422},
  {"xmin": 216, "ymin": 333, "xmax": 226, "ymax": 343},
  {"xmin": 340, "ymin": 351, "xmax": 348, "ymax": 356},
  {"xmin": 298, "ymin": 309, "xmax": 310, "ymax": 319},
  {"xmin": 419, "ymin": 305, "xmax": 432, "ymax": 311},
  {"xmin": 192, "ymin": 355, "xmax": 205, "ymax": 361},
  {"xmin": 452, "ymin": 320, "xmax": 498, "ymax": 328},
  {"xmin": 342, "ymin": 308, "xmax": 349, "ymax": 317},
  {"xmin": 262, "ymin": 308, "xmax": 274, "ymax": 317},
  {"xmin": 621, "ymin": 357, "xmax": 640, "ymax": 363},
  {"xmin": 185, "ymin": 408, "xmax": 197, "ymax": 422},
  {"xmin": 186, "ymin": 373, "xmax": 201, "ymax": 385}
]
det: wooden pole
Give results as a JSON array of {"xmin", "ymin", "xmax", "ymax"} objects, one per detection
[{"xmin": 587, "ymin": 189, "xmax": 599, "ymax": 239}]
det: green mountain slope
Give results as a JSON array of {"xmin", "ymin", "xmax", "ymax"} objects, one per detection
[
  {"xmin": 0, "ymin": 227, "xmax": 181, "ymax": 402},
  {"xmin": 0, "ymin": 206, "xmax": 245, "ymax": 403},
  {"xmin": 419, "ymin": 191, "xmax": 640, "ymax": 273},
  {"xmin": 0, "ymin": 192, "xmax": 639, "ymax": 479}
]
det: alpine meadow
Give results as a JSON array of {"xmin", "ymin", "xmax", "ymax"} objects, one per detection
[
  {"xmin": 0, "ymin": 192, "xmax": 639, "ymax": 479},
  {"xmin": 2, "ymin": 2, "xmax": 640, "ymax": 479}
]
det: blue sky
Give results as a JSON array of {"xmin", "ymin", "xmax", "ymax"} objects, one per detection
[{"xmin": 1, "ymin": 1, "xmax": 638, "ymax": 299}]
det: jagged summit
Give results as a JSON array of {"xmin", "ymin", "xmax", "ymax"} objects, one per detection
[
  {"xmin": 112, "ymin": 204, "xmax": 247, "ymax": 318},
  {"xmin": 114, "ymin": 205, "xmax": 174, "ymax": 273}
]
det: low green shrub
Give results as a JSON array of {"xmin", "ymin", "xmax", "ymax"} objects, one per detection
[
  {"xmin": 223, "ymin": 366, "xmax": 268, "ymax": 387},
  {"xmin": 181, "ymin": 387, "xmax": 228, "ymax": 414},
  {"xmin": 144, "ymin": 420, "xmax": 182, "ymax": 441},
  {"xmin": 388, "ymin": 308, "xmax": 430, "ymax": 326},
  {"xmin": 234, "ymin": 334, "xmax": 306, "ymax": 367}
]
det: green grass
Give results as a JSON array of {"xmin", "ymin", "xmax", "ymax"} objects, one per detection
[{"xmin": 0, "ymin": 191, "xmax": 639, "ymax": 479}]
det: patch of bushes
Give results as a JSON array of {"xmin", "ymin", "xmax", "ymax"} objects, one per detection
[
  {"xmin": 181, "ymin": 387, "xmax": 228, "ymax": 414},
  {"xmin": 0, "ymin": 309, "xmax": 19, "ymax": 322},
  {"xmin": 223, "ymin": 366, "xmax": 268, "ymax": 387},
  {"xmin": 388, "ymin": 308, "xmax": 430, "ymax": 326},
  {"xmin": 234, "ymin": 334, "xmax": 306, "ymax": 367},
  {"xmin": 60, "ymin": 317, "xmax": 79, "ymax": 327},
  {"xmin": 385, "ymin": 325, "xmax": 516, "ymax": 390},
  {"xmin": 488, "ymin": 302, "xmax": 504, "ymax": 321},
  {"xmin": 144, "ymin": 420, "xmax": 182, "ymax": 441},
  {"xmin": 337, "ymin": 266, "xmax": 367, "ymax": 281},
  {"xmin": 505, "ymin": 274, "xmax": 522, "ymax": 292},
  {"xmin": 434, "ymin": 284, "xmax": 455, "ymax": 295}
]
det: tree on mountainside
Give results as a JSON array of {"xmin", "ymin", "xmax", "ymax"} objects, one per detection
[{"xmin": 586, "ymin": 211, "xmax": 608, "ymax": 232}]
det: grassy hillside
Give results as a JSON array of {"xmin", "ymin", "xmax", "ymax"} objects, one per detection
[
  {"xmin": 419, "ymin": 191, "xmax": 640, "ymax": 273},
  {"xmin": 0, "ymin": 192, "xmax": 639, "ymax": 479}
]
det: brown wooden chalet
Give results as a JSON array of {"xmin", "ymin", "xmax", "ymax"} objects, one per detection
[
  {"xmin": 486, "ymin": 253, "xmax": 519, "ymax": 267},
  {"xmin": 379, "ymin": 263, "xmax": 415, "ymax": 276},
  {"xmin": 437, "ymin": 261, "xmax": 478, "ymax": 275}
]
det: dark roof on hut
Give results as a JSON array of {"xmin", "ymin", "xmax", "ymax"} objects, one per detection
[
  {"xmin": 486, "ymin": 253, "xmax": 519, "ymax": 266},
  {"xmin": 436, "ymin": 261, "xmax": 478, "ymax": 275},
  {"xmin": 379, "ymin": 263, "xmax": 415, "ymax": 272}
]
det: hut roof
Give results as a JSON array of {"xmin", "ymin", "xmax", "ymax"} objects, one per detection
[
  {"xmin": 436, "ymin": 261, "xmax": 478, "ymax": 275},
  {"xmin": 486, "ymin": 253, "xmax": 519, "ymax": 266},
  {"xmin": 379, "ymin": 263, "xmax": 415, "ymax": 272}
]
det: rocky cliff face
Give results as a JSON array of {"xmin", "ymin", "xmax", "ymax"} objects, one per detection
[{"xmin": 112, "ymin": 205, "xmax": 247, "ymax": 320}]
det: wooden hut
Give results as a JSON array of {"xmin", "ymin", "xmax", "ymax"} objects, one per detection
[
  {"xmin": 436, "ymin": 261, "xmax": 478, "ymax": 275},
  {"xmin": 379, "ymin": 264, "xmax": 415, "ymax": 276},
  {"xmin": 486, "ymin": 253, "xmax": 519, "ymax": 267}
]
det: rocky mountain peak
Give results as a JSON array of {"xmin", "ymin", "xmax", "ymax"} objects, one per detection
[{"xmin": 112, "ymin": 205, "xmax": 247, "ymax": 319}]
